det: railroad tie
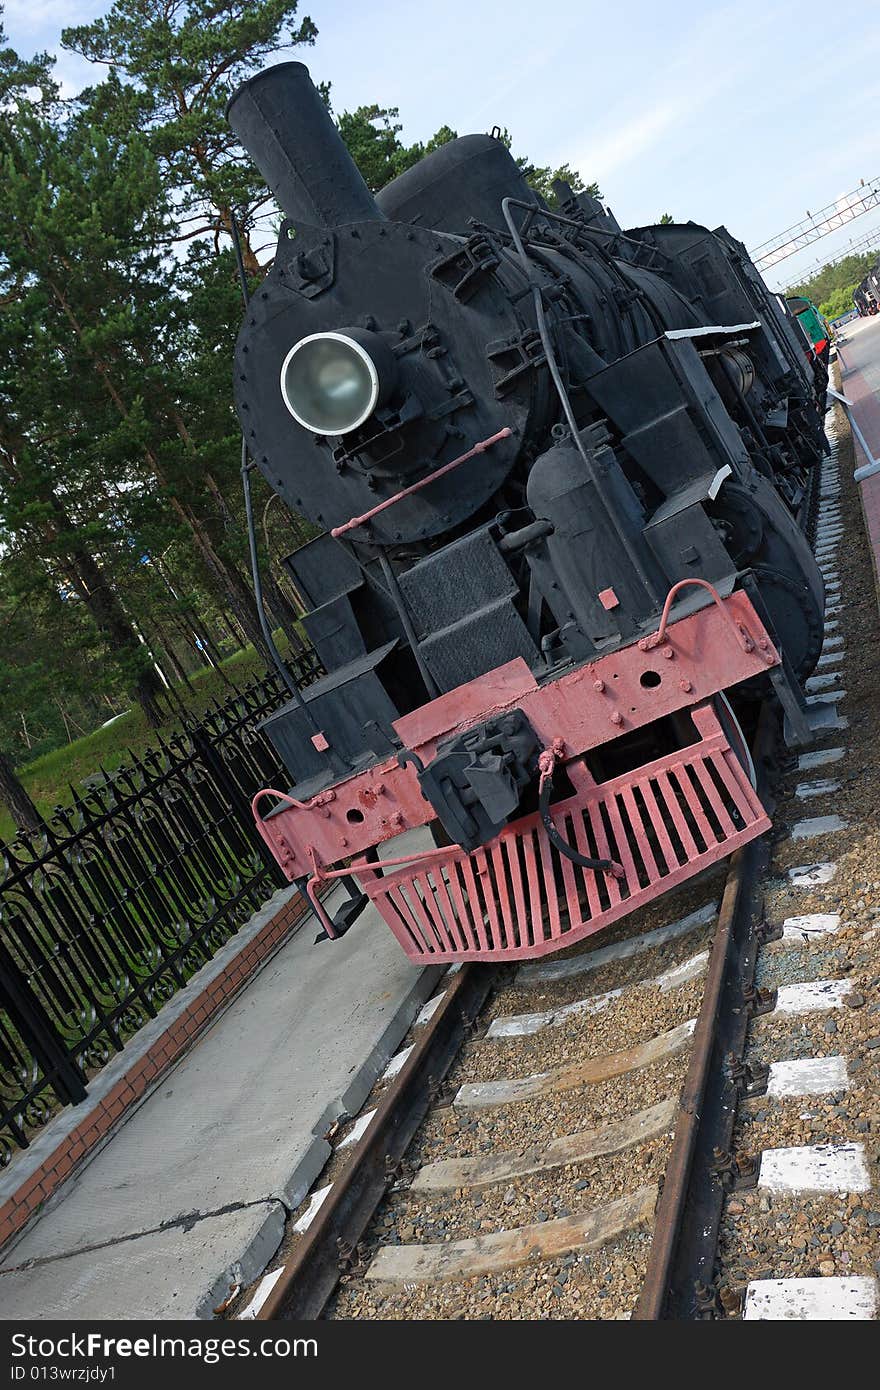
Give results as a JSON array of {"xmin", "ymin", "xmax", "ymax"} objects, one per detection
[
  {"xmin": 410, "ymin": 1095, "xmax": 676, "ymax": 1193},
  {"xmin": 743, "ymin": 1277, "xmax": 878, "ymax": 1321},
  {"xmin": 364, "ymin": 1183, "xmax": 659, "ymax": 1284},
  {"xmin": 790, "ymin": 814, "xmax": 848, "ymax": 840},
  {"xmin": 767, "ymin": 979, "xmax": 852, "ymax": 1015},
  {"xmin": 453, "ymin": 1017, "xmax": 696, "ymax": 1109},
  {"xmin": 487, "ymin": 951, "xmax": 708, "ymax": 1039},
  {"xmin": 515, "ymin": 900, "xmax": 718, "ymax": 986},
  {"xmin": 787, "ymin": 862, "xmax": 837, "ymax": 887},
  {"xmin": 794, "ymin": 778, "xmax": 842, "ymax": 799},
  {"xmin": 778, "ymin": 913, "xmax": 842, "ymax": 942},
  {"xmin": 757, "ymin": 1143, "xmax": 870, "ymax": 1194}
]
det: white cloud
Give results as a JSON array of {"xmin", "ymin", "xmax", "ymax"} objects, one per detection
[
  {"xmin": 3, "ymin": 0, "xmax": 99, "ymax": 35},
  {"xmin": 556, "ymin": 2, "xmax": 782, "ymax": 187},
  {"xmin": 566, "ymin": 92, "xmax": 704, "ymax": 181}
]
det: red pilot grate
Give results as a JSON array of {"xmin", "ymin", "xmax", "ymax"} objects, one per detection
[{"xmin": 353, "ymin": 703, "xmax": 768, "ymax": 963}]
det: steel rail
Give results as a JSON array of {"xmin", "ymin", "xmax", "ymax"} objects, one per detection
[
  {"xmin": 634, "ymin": 446, "xmax": 821, "ymax": 1318},
  {"xmin": 633, "ymin": 702, "xmax": 777, "ymax": 1319},
  {"xmin": 257, "ymin": 962, "xmax": 498, "ymax": 1320}
]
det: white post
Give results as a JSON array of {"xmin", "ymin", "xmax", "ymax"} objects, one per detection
[{"xmin": 826, "ymin": 386, "xmax": 880, "ymax": 483}]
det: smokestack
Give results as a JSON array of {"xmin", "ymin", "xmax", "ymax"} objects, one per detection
[{"xmin": 226, "ymin": 62, "xmax": 382, "ymax": 227}]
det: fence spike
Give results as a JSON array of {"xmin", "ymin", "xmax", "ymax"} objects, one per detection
[{"xmin": 0, "ymin": 645, "xmax": 318, "ymax": 1154}]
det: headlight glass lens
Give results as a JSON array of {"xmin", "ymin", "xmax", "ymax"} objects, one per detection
[{"xmin": 280, "ymin": 333, "xmax": 379, "ymax": 435}]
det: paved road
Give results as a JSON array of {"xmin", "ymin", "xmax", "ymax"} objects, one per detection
[
  {"xmin": 839, "ymin": 313, "xmax": 880, "ymax": 398},
  {"xmin": 836, "ymin": 315, "xmax": 880, "ymax": 596}
]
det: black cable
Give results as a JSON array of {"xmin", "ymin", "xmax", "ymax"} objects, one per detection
[
  {"xmin": 240, "ymin": 441, "xmax": 307, "ymax": 704},
  {"xmin": 230, "ymin": 208, "xmax": 251, "ymax": 306},
  {"xmin": 229, "ymin": 210, "xmax": 343, "ymax": 763},
  {"xmin": 537, "ymin": 772, "xmax": 621, "ymax": 876},
  {"xmin": 230, "ymin": 213, "xmax": 303, "ymax": 699}
]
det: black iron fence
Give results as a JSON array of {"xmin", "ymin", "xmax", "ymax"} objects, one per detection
[{"xmin": 0, "ymin": 651, "xmax": 323, "ymax": 1165}]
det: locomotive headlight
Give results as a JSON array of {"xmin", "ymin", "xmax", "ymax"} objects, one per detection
[{"xmin": 279, "ymin": 328, "xmax": 397, "ymax": 435}]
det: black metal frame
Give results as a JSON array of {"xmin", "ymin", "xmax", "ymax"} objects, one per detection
[{"xmin": 0, "ymin": 651, "xmax": 322, "ymax": 1164}]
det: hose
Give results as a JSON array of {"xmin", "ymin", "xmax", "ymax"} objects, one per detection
[
  {"xmin": 231, "ymin": 207, "xmax": 301, "ymax": 704},
  {"xmin": 537, "ymin": 758, "xmax": 624, "ymax": 878}
]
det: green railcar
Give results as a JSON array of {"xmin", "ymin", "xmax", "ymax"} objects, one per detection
[{"xmin": 786, "ymin": 295, "xmax": 831, "ymax": 362}]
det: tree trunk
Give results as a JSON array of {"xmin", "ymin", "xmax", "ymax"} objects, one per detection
[
  {"xmin": 261, "ymin": 566, "xmax": 306, "ymax": 651},
  {"xmin": 59, "ymin": 533, "xmax": 166, "ymax": 729},
  {"xmin": 146, "ymin": 615, "xmax": 190, "ymax": 687},
  {"xmin": 215, "ymin": 610, "xmax": 245, "ymax": 651},
  {"xmin": 168, "ymin": 615, "xmax": 201, "ymax": 682},
  {"xmin": 0, "ymin": 751, "xmax": 42, "ymax": 836},
  {"xmin": 213, "ymin": 552, "xmax": 274, "ymax": 663},
  {"xmin": 194, "ymin": 616, "xmax": 224, "ymax": 667},
  {"xmin": 0, "ymin": 430, "xmax": 167, "ymax": 729},
  {"xmin": 38, "ymin": 271, "xmax": 273, "ymax": 673}
]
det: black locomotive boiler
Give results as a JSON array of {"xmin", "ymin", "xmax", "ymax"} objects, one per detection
[{"xmin": 230, "ymin": 62, "xmax": 829, "ymax": 963}]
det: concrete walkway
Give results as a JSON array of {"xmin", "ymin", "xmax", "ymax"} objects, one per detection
[{"xmin": 0, "ymin": 882, "xmax": 441, "ymax": 1319}]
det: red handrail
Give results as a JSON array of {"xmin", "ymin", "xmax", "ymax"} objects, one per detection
[{"xmin": 330, "ymin": 428, "xmax": 512, "ymax": 538}]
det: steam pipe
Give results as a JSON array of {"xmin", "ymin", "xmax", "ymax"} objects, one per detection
[
  {"xmin": 501, "ymin": 196, "xmax": 661, "ymax": 607},
  {"xmin": 226, "ymin": 62, "xmax": 382, "ymax": 227}
]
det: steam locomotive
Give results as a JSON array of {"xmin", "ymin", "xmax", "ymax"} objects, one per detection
[
  {"xmin": 230, "ymin": 63, "xmax": 829, "ymax": 964},
  {"xmin": 854, "ymin": 264, "xmax": 880, "ymax": 316}
]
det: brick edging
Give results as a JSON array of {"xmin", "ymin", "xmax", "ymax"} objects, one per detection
[
  {"xmin": 0, "ymin": 889, "xmax": 312, "ymax": 1255},
  {"xmin": 856, "ymin": 469, "xmax": 880, "ymax": 612}
]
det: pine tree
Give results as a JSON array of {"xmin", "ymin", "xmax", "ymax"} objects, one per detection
[
  {"xmin": 0, "ymin": 17, "xmax": 167, "ymax": 726},
  {"xmin": 336, "ymin": 104, "xmax": 457, "ymax": 192},
  {"xmin": 62, "ymin": 0, "xmax": 322, "ymax": 654},
  {"xmin": 0, "ymin": 749, "xmax": 41, "ymax": 835},
  {"xmin": 63, "ymin": 0, "xmax": 318, "ymax": 274}
]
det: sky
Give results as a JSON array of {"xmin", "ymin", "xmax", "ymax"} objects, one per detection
[{"xmin": 4, "ymin": 0, "xmax": 880, "ymax": 289}]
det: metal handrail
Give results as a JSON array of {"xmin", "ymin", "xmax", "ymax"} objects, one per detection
[{"xmin": 827, "ymin": 385, "xmax": 880, "ymax": 482}]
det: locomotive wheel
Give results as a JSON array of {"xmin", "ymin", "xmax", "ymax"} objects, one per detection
[
  {"xmin": 751, "ymin": 564, "xmax": 824, "ymax": 678},
  {"xmin": 705, "ymin": 483, "xmax": 763, "ymax": 566}
]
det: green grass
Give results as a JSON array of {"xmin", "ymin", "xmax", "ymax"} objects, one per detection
[{"xmin": 3, "ymin": 640, "xmax": 289, "ymax": 844}]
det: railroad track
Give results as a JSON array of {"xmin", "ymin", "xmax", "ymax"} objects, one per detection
[{"xmin": 229, "ymin": 391, "xmax": 878, "ymax": 1322}]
